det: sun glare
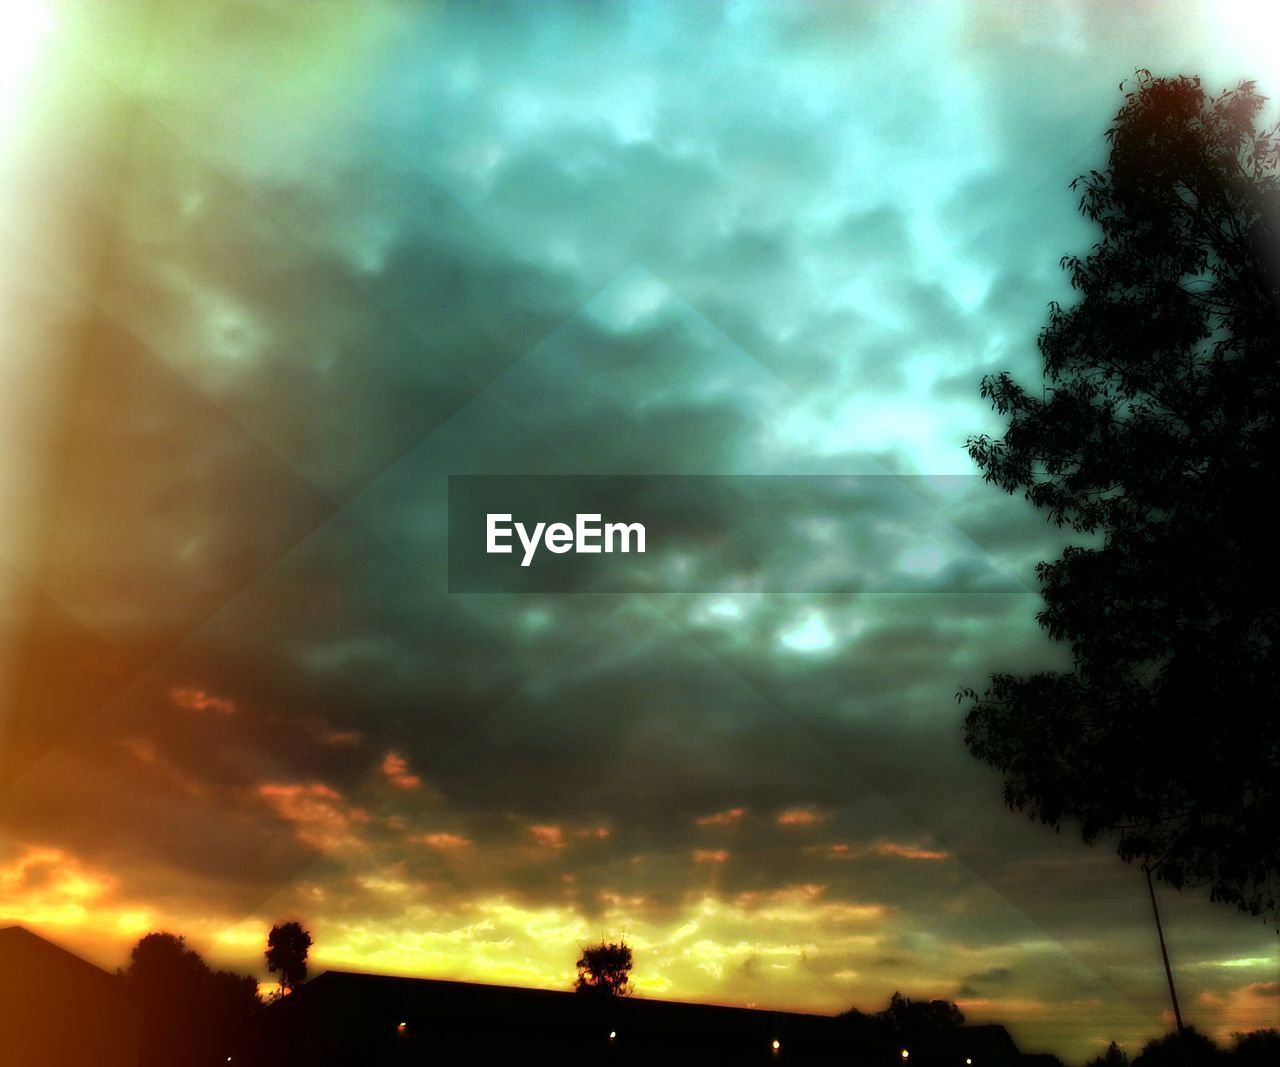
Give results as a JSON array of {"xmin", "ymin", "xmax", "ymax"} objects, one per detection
[{"xmin": 0, "ymin": 1, "xmax": 54, "ymax": 134}]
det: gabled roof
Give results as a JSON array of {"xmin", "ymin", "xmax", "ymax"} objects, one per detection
[
  {"xmin": 0, "ymin": 925, "xmax": 142, "ymax": 1067},
  {"xmin": 296, "ymin": 968, "xmax": 880, "ymax": 1042},
  {"xmin": 0, "ymin": 925, "xmax": 134, "ymax": 1005},
  {"xmin": 246, "ymin": 969, "xmax": 1023, "ymax": 1066}
]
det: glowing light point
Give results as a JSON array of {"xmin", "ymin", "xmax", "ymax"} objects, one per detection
[
  {"xmin": 772, "ymin": 1038, "xmax": 781, "ymax": 1051},
  {"xmin": 397, "ymin": 1021, "xmax": 408, "ymax": 1034},
  {"xmin": 609, "ymin": 1030, "xmax": 617, "ymax": 1040},
  {"xmin": 901, "ymin": 1051, "xmax": 910, "ymax": 1060}
]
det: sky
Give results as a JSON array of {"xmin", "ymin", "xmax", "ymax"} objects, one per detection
[{"xmin": 1, "ymin": 1, "xmax": 1277, "ymax": 1062}]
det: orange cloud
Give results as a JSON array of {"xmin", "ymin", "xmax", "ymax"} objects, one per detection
[
  {"xmin": 258, "ymin": 782, "xmax": 369, "ymax": 852},
  {"xmin": 696, "ymin": 808, "xmax": 745, "ymax": 827},
  {"xmin": 169, "ymin": 686, "xmax": 236, "ymax": 715},
  {"xmin": 381, "ymin": 752, "xmax": 421, "ymax": 790},
  {"xmin": 873, "ymin": 841, "xmax": 949, "ymax": 861},
  {"xmin": 528, "ymin": 825, "xmax": 565, "ymax": 849},
  {"xmin": 416, "ymin": 832, "xmax": 472, "ymax": 850},
  {"xmin": 693, "ymin": 849, "xmax": 730, "ymax": 863},
  {"xmin": 776, "ymin": 807, "xmax": 822, "ymax": 826},
  {"xmin": 120, "ymin": 737, "xmax": 157, "ymax": 765},
  {"xmin": 574, "ymin": 826, "xmax": 611, "ymax": 840},
  {"xmin": 815, "ymin": 840, "xmax": 949, "ymax": 862},
  {"xmin": 1195, "ymin": 980, "xmax": 1280, "ymax": 1041},
  {"xmin": 0, "ymin": 846, "xmax": 117, "ymax": 927}
]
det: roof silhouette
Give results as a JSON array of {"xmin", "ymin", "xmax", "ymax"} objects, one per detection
[
  {"xmin": 241, "ymin": 967, "xmax": 1020, "ymax": 1066},
  {"xmin": 0, "ymin": 925, "xmax": 140, "ymax": 1067}
]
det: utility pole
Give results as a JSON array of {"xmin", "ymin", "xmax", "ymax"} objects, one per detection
[{"xmin": 1144, "ymin": 863, "xmax": 1192, "ymax": 1067}]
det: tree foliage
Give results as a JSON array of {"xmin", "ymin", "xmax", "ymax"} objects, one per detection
[
  {"xmin": 877, "ymin": 991, "xmax": 965, "ymax": 1033},
  {"xmin": 1226, "ymin": 1029, "xmax": 1280, "ymax": 1066},
  {"xmin": 1132, "ymin": 1026, "xmax": 1223, "ymax": 1066},
  {"xmin": 840, "ymin": 991, "xmax": 965, "ymax": 1039},
  {"xmin": 962, "ymin": 71, "xmax": 1280, "ymax": 921},
  {"xmin": 121, "ymin": 931, "xmax": 260, "ymax": 1067},
  {"xmin": 574, "ymin": 940, "xmax": 633, "ymax": 997},
  {"xmin": 1088, "ymin": 1031, "xmax": 1280, "ymax": 1067},
  {"xmin": 1086, "ymin": 1040, "xmax": 1131, "ymax": 1067},
  {"xmin": 265, "ymin": 921, "xmax": 313, "ymax": 996}
]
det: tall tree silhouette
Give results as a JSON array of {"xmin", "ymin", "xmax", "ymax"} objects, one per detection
[
  {"xmin": 574, "ymin": 940, "xmax": 633, "ymax": 997},
  {"xmin": 265, "ymin": 921, "xmax": 313, "ymax": 997},
  {"xmin": 962, "ymin": 70, "xmax": 1279, "ymax": 923},
  {"xmin": 1086, "ymin": 1041, "xmax": 1131, "ymax": 1067}
]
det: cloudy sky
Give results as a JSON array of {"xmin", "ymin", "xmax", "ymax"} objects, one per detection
[{"xmin": 1, "ymin": 1, "xmax": 1277, "ymax": 1062}]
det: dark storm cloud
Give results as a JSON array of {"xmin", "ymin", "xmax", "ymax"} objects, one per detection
[{"xmin": 5, "ymin": 2, "xmax": 1278, "ymax": 1058}]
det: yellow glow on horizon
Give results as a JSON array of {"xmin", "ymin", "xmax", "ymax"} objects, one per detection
[
  {"xmin": 0, "ymin": 846, "xmax": 117, "ymax": 924},
  {"xmin": 2, "ymin": 837, "xmax": 1277, "ymax": 1060},
  {"xmin": 215, "ymin": 922, "xmax": 270, "ymax": 949},
  {"xmin": 116, "ymin": 911, "xmax": 151, "ymax": 935},
  {"xmin": 0, "ymin": 847, "xmax": 153, "ymax": 945},
  {"xmin": 8, "ymin": 830, "xmax": 1266, "ymax": 1064},
  {"xmin": 4, "ymin": 901, "xmax": 88, "ymax": 926},
  {"xmin": 292, "ymin": 882, "xmax": 893, "ymax": 1008}
]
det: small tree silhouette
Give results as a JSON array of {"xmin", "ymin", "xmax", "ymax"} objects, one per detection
[
  {"xmin": 265, "ymin": 921, "xmax": 313, "ymax": 997},
  {"xmin": 1086, "ymin": 1041, "xmax": 1130, "ymax": 1067},
  {"xmin": 575, "ymin": 940, "xmax": 633, "ymax": 997}
]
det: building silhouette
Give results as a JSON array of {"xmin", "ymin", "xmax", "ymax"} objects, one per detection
[
  {"xmin": 0, "ymin": 925, "xmax": 141, "ymax": 1067},
  {"xmin": 0, "ymin": 927, "xmax": 1024, "ymax": 1066},
  {"xmin": 241, "ymin": 969, "xmax": 1022, "ymax": 1066}
]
